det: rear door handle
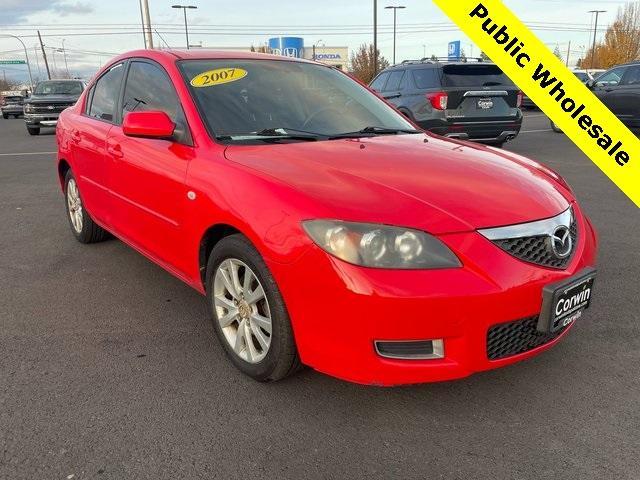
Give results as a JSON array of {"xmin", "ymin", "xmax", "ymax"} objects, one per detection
[{"xmin": 107, "ymin": 143, "xmax": 123, "ymax": 159}]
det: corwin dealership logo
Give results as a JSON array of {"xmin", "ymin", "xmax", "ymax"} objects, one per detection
[{"xmin": 549, "ymin": 225, "xmax": 572, "ymax": 258}]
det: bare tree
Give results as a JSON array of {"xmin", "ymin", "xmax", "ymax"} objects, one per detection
[
  {"xmin": 349, "ymin": 44, "xmax": 389, "ymax": 84},
  {"xmin": 584, "ymin": 1, "xmax": 640, "ymax": 68}
]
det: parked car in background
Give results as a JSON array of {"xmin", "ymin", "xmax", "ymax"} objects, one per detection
[
  {"xmin": 369, "ymin": 58, "xmax": 523, "ymax": 147},
  {"xmin": 23, "ymin": 79, "xmax": 84, "ymax": 135},
  {"xmin": 56, "ymin": 50, "xmax": 598, "ymax": 385},
  {"xmin": 523, "ymin": 69, "xmax": 605, "ymax": 109},
  {"xmin": 552, "ymin": 61, "xmax": 640, "ymax": 133},
  {"xmin": 1, "ymin": 91, "xmax": 26, "ymax": 119}
]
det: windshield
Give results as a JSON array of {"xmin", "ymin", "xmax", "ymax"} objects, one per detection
[
  {"xmin": 34, "ymin": 81, "xmax": 83, "ymax": 96},
  {"xmin": 179, "ymin": 59, "xmax": 416, "ymax": 142},
  {"xmin": 442, "ymin": 64, "xmax": 514, "ymax": 87}
]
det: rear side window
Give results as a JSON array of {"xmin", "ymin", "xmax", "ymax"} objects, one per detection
[
  {"xmin": 384, "ymin": 70, "xmax": 405, "ymax": 91},
  {"xmin": 411, "ymin": 68, "xmax": 441, "ymax": 89},
  {"xmin": 370, "ymin": 72, "xmax": 390, "ymax": 91},
  {"xmin": 441, "ymin": 64, "xmax": 513, "ymax": 87},
  {"xmin": 88, "ymin": 63, "xmax": 125, "ymax": 122},
  {"xmin": 122, "ymin": 61, "xmax": 180, "ymax": 121}
]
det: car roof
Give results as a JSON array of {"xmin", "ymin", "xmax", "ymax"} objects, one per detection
[
  {"xmin": 109, "ymin": 49, "xmax": 318, "ymax": 65},
  {"xmin": 385, "ymin": 59, "xmax": 496, "ymax": 70}
]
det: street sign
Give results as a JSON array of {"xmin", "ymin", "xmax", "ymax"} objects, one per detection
[{"xmin": 0, "ymin": 60, "xmax": 26, "ymax": 65}]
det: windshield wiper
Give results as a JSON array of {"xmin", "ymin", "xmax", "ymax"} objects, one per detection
[
  {"xmin": 216, "ymin": 127, "xmax": 322, "ymax": 143},
  {"xmin": 329, "ymin": 126, "xmax": 422, "ymax": 139}
]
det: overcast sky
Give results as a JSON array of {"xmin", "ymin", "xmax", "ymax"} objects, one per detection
[{"xmin": 0, "ymin": 0, "xmax": 633, "ymax": 83}]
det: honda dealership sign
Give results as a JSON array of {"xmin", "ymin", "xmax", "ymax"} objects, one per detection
[{"xmin": 268, "ymin": 37, "xmax": 304, "ymax": 58}]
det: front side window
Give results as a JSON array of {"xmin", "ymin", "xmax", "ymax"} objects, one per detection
[
  {"xmin": 88, "ymin": 63, "xmax": 125, "ymax": 122},
  {"xmin": 384, "ymin": 70, "xmax": 405, "ymax": 91},
  {"xmin": 595, "ymin": 67, "xmax": 627, "ymax": 87},
  {"xmin": 179, "ymin": 60, "xmax": 415, "ymax": 142},
  {"xmin": 621, "ymin": 65, "xmax": 640, "ymax": 86},
  {"xmin": 122, "ymin": 61, "xmax": 180, "ymax": 121}
]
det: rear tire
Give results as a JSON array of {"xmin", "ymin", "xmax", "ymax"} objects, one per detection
[
  {"xmin": 206, "ymin": 234, "xmax": 301, "ymax": 382},
  {"xmin": 64, "ymin": 170, "xmax": 108, "ymax": 244},
  {"xmin": 550, "ymin": 120, "xmax": 563, "ymax": 133},
  {"xmin": 27, "ymin": 126, "xmax": 40, "ymax": 135},
  {"xmin": 2, "ymin": 113, "xmax": 8, "ymax": 119}
]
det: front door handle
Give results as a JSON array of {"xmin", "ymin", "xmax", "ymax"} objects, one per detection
[{"xmin": 107, "ymin": 143, "xmax": 123, "ymax": 159}]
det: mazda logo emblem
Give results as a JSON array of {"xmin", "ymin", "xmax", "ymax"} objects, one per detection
[{"xmin": 550, "ymin": 226, "xmax": 572, "ymax": 258}]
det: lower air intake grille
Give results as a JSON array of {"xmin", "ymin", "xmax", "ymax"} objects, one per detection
[{"xmin": 487, "ymin": 316, "xmax": 568, "ymax": 360}]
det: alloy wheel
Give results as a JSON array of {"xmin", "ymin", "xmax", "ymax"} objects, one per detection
[
  {"xmin": 67, "ymin": 178, "xmax": 83, "ymax": 233},
  {"xmin": 213, "ymin": 258, "xmax": 272, "ymax": 364}
]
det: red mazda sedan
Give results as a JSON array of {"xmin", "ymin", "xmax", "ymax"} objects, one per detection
[{"xmin": 56, "ymin": 50, "xmax": 598, "ymax": 385}]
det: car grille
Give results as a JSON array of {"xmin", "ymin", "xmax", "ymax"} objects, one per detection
[
  {"xmin": 492, "ymin": 219, "xmax": 577, "ymax": 269},
  {"xmin": 31, "ymin": 103, "xmax": 74, "ymax": 113},
  {"xmin": 487, "ymin": 315, "xmax": 567, "ymax": 360}
]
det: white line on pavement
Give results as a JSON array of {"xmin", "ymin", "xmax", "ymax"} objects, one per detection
[
  {"xmin": 520, "ymin": 129, "xmax": 553, "ymax": 134},
  {"xmin": 0, "ymin": 151, "xmax": 56, "ymax": 156}
]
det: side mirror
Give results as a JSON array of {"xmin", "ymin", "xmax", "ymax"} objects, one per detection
[
  {"xmin": 122, "ymin": 111, "xmax": 175, "ymax": 139},
  {"xmin": 585, "ymin": 79, "xmax": 595, "ymax": 89}
]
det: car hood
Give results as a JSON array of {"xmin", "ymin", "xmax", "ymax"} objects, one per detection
[
  {"xmin": 26, "ymin": 94, "xmax": 79, "ymax": 104},
  {"xmin": 224, "ymin": 134, "xmax": 572, "ymax": 234}
]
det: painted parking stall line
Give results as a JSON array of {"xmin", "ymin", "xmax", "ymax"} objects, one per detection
[
  {"xmin": 433, "ymin": 0, "xmax": 640, "ymax": 208},
  {"xmin": 0, "ymin": 151, "xmax": 57, "ymax": 156}
]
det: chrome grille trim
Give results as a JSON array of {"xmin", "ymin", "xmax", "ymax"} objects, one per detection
[
  {"xmin": 478, "ymin": 207, "xmax": 577, "ymax": 269},
  {"xmin": 478, "ymin": 208, "xmax": 573, "ymax": 241}
]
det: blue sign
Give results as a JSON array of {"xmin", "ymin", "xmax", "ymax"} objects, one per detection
[
  {"xmin": 268, "ymin": 37, "xmax": 304, "ymax": 58},
  {"xmin": 448, "ymin": 41, "xmax": 461, "ymax": 60}
]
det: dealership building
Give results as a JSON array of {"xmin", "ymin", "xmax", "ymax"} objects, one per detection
[{"xmin": 209, "ymin": 37, "xmax": 349, "ymax": 70}]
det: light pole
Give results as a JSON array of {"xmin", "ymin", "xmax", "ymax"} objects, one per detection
[
  {"xmin": 172, "ymin": 4, "xmax": 197, "ymax": 50},
  {"xmin": 373, "ymin": 0, "xmax": 378, "ymax": 76},
  {"xmin": 313, "ymin": 39, "xmax": 324, "ymax": 61},
  {"xmin": 0, "ymin": 34, "xmax": 34, "ymax": 89},
  {"xmin": 588, "ymin": 10, "xmax": 606, "ymax": 68},
  {"xmin": 58, "ymin": 39, "xmax": 69, "ymax": 77},
  {"xmin": 385, "ymin": 5, "xmax": 406, "ymax": 65}
]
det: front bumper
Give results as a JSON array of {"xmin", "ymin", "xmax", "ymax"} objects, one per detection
[
  {"xmin": 24, "ymin": 112, "xmax": 60, "ymax": 126},
  {"xmin": 1, "ymin": 106, "xmax": 23, "ymax": 115},
  {"xmin": 268, "ymin": 204, "xmax": 598, "ymax": 386}
]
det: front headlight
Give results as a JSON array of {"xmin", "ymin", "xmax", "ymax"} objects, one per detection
[
  {"xmin": 24, "ymin": 104, "xmax": 34, "ymax": 113},
  {"xmin": 302, "ymin": 220, "xmax": 461, "ymax": 269}
]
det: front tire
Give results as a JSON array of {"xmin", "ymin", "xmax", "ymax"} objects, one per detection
[
  {"xmin": 27, "ymin": 126, "xmax": 40, "ymax": 135},
  {"xmin": 550, "ymin": 120, "xmax": 563, "ymax": 133},
  {"xmin": 64, "ymin": 170, "xmax": 108, "ymax": 243},
  {"xmin": 206, "ymin": 234, "xmax": 301, "ymax": 382}
]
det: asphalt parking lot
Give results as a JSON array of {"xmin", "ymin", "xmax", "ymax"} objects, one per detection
[{"xmin": 1, "ymin": 112, "xmax": 638, "ymax": 480}]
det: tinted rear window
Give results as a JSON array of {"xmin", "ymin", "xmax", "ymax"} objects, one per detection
[
  {"xmin": 412, "ymin": 68, "xmax": 440, "ymax": 89},
  {"xmin": 384, "ymin": 70, "xmax": 405, "ymax": 91},
  {"xmin": 442, "ymin": 64, "xmax": 513, "ymax": 87}
]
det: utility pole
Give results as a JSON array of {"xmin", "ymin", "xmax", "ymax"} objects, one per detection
[
  {"xmin": 172, "ymin": 5, "xmax": 198, "ymax": 49},
  {"xmin": 373, "ymin": 0, "xmax": 378, "ymax": 76},
  {"xmin": 565, "ymin": 40, "xmax": 571, "ymax": 66},
  {"xmin": 588, "ymin": 10, "xmax": 606, "ymax": 69},
  {"xmin": 33, "ymin": 45, "xmax": 41, "ymax": 78},
  {"xmin": 385, "ymin": 5, "xmax": 406, "ymax": 65},
  {"xmin": 140, "ymin": 0, "xmax": 154, "ymax": 49},
  {"xmin": 37, "ymin": 30, "xmax": 51, "ymax": 80}
]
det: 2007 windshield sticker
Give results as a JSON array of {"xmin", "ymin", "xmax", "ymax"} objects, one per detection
[{"xmin": 191, "ymin": 68, "xmax": 248, "ymax": 87}]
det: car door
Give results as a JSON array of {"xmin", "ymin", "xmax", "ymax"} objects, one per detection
[
  {"xmin": 105, "ymin": 59, "xmax": 194, "ymax": 275},
  {"xmin": 69, "ymin": 62, "xmax": 126, "ymax": 225},
  {"xmin": 616, "ymin": 65, "xmax": 640, "ymax": 126},
  {"xmin": 591, "ymin": 66, "xmax": 629, "ymax": 116}
]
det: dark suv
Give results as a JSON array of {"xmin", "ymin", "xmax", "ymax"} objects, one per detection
[
  {"xmin": 370, "ymin": 59, "xmax": 523, "ymax": 147},
  {"xmin": 588, "ymin": 61, "xmax": 640, "ymax": 129},
  {"xmin": 23, "ymin": 79, "xmax": 85, "ymax": 135}
]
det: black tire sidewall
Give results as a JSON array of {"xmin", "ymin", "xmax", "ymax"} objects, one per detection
[{"xmin": 205, "ymin": 234, "xmax": 296, "ymax": 382}]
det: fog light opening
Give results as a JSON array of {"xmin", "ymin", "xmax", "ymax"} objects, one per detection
[{"xmin": 374, "ymin": 339, "xmax": 444, "ymax": 360}]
